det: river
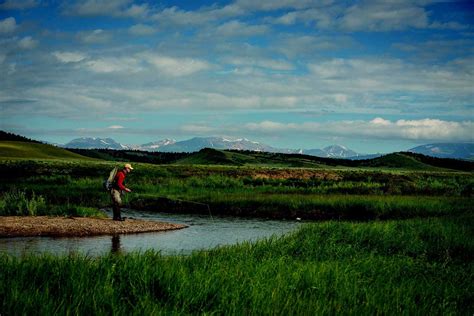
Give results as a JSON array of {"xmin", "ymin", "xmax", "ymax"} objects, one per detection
[{"xmin": 0, "ymin": 209, "xmax": 301, "ymax": 256}]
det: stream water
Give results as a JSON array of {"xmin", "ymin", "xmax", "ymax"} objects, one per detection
[{"xmin": 0, "ymin": 209, "xmax": 301, "ymax": 256}]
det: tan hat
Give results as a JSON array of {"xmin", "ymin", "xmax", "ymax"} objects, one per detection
[{"xmin": 124, "ymin": 163, "xmax": 134, "ymax": 170}]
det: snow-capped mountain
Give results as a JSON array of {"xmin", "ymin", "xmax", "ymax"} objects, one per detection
[
  {"xmin": 61, "ymin": 136, "xmax": 365, "ymax": 158},
  {"xmin": 319, "ymin": 145, "xmax": 359, "ymax": 158},
  {"xmin": 64, "ymin": 137, "xmax": 129, "ymax": 150},
  {"xmin": 408, "ymin": 143, "xmax": 474, "ymax": 160},
  {"xmin": 155, "ymin": 137, "xmax": 276, "ymax": 153},
  {"xmin": 138, "ymin": 139, "xmax": 176, "ymax": 151}
]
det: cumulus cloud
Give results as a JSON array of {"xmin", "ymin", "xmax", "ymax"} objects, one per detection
[
  {"xmin": 245, "ymin": 118, "xmax": 474, "ymax": 142},
  {"xmin": 267, "ymin": 1, "xmax": 468, "ymax": 31},
  {"xmin": 0, "ymin": 0, "xmax": 39, "ymax": 10},
  {"xmin": 53, "ymin": 51, "xmax": 87, "ymax": 63},
  {"xmin": 128, "ymin": 23, "xmax": 156, "ymax": 35},
  {"xmin": 17, "ymin": 36, "xmax": 38, "ymax": 49},
  {"xmin": 84, "ymin": 57, "xmax": 142, "ymax": 73},
  {"xmin": 64, "ymin": 0, "xmax": 149, "ymax": 18},
  {"xmin": 215, "ymin": 20, "xmax": 269, "ymax": 36},
  {"xmin": 151, "ymin": 4, "xmax": 245, "ymax": 26},
  {"xmin": 140, "ymin": 53, "xmax": 211, "ymax": 76},
  {"xmin": 0, "ymin": 17, "xmax": 17, "ymax": 34},
  {"xmin": 339, "ymin": 2, "xmax": 429, "ymax": 31},
  {"xmin": 224, "ymin": 56, "xmax": 293, "ymax": 71},
  {"xmin": 76, "ymin": 29, "xmax": 111, "ymax": 44},
  {"xmin": 306, "ymin": 57, "xmax": 474, "ymax": 96},
  {"xmin": 234, "ymin": 0, "xmax": 328, "ymax": 11}
]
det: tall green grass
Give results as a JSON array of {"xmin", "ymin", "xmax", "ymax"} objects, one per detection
[
  {"xmin": 0, "ymin": 189, "xmax": 105, "ymax": 217},
  {"xmin": 1, "ymin": 158, "xmax": 472, "ymax": 219},
  {"xmin": 1, "ymin": 215, "xmax": 472, "ymax": 315},
  {"xmin": 0, "ymin": 189, "xmax": 47, "ymax": 216}
]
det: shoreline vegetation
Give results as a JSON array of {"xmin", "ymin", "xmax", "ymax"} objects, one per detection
[{"xmin": 0, "ymin": 139, "xmax": 473, "ymax": 314}]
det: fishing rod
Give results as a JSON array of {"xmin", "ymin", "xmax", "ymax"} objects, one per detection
[{"xmin": 125, "ymin": 193, "xmax": 214, "ymax": 221}]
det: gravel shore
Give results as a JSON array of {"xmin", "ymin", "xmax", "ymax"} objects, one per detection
[{"xmin": 0, "ymin": 216, "xmax": 187, "ymax": 237}]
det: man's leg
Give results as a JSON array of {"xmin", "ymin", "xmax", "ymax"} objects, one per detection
[{"xmin": 111, "ymin": 189, "xmax": 122, "ymax": 220}]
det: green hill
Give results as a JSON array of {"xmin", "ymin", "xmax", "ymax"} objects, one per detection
[
  {"xmin": 0, "ymin": 141, "xmax": 95, "ymax": 160},
  {"xmin": 175, "ymin": 148, "xmax": 473, "ymax": 171},
  {"xmin": 175, "ymin": 148, "xmax": 240, "ymax": 165},
  {"xmin": 357, "ymin": 153, "xmax": 439, "ymax": 170}
]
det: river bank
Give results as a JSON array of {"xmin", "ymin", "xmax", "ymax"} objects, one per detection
[{"xmin": 0, "ymin": 216, "xmax": 186, "ymax": 237}]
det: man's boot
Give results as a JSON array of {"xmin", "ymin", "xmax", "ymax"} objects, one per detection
[{"xmin": 113, "ymin": 205, "xmax": 122, "ymax": 221}]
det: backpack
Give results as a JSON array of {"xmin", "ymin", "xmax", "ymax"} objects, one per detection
[{"xmin": 103, "ymin": 166, "xmax": 118, "ymax": 191}]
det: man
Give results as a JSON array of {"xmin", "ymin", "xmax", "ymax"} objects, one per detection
[{"xmin": 111, "ymin": 163, "xmax": 133, "ymax": 221}]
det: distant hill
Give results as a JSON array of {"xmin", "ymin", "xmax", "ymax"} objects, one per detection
[
  {"xmin": 0, "ymin": 130, "xmax": 42, "ymax": 143},
  {"xmin": 408, "ymin": 143, "xmax": 473, "ymax": 160},
  {"xmin": 68, "ymin": 148, "xmax": 189, "ymax": 164},
  {"xmin": 176, "ymin": 148, "xmax": 473, "ymax": 171},
  {"xmin": 0, "ymin": 141, "xmax": 95, "ymax": 160}
]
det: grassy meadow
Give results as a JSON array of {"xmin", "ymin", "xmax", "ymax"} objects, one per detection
[{"xmin": 0, "ymin": 140, "xmax": 473, "ymax": 314}]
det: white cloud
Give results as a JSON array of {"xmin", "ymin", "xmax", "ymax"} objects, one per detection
[
  {"xmin": 53, "ymin": 51, "xmax": 87, "ymax": 63},
  {"xmin": 180, "ymin": 124, "xmax": 216, "ymax": 133},
  {"xmin": 64, "ymin": 0, "xmax": 149, "ymax": 18},
  {"xmin": 267, "ymin": 1, "xmax": 468, "ymax": 32},
  {"xmin": 0, "ymin": 0, "xmax": 38, "ymax": 10},
  {"xmin": 66, "ymin": 0, "xmax": 129, "ymax": 16},
  {"xmin": 245, "ymin": 118, "xmax": 474, "ymax": 142},
  {"xmin": 224, "ymin": 56, "xmax": 293, "ymax": 71},
  {"xmin": 76, "ymin": 29, "xmax": 111, "ymax": 44},
  {"xmin": 84, "ymin": 57, "xmax": 142, "ymax": 73},
  {"xmin": 215, "ymin": 20, "xmax": 269, "ymax": 36},
  {"xmin": 234, "ymin": 0, "xmax": 327, "ymax": 11},
  {"xmin": 340, "ymin": 2, "xmax": 429, "ymax": 31},
  {"xmin": 0, "ymin": 17, "xmax": 17, "ymax": 34},
  {"xmin": 121, "ymin": 3, "xmax": 150, "ymax": 18},
  {"xmin": 108, "ymin": 125, "xmax": 124, "ymax": 129},
  {"xmin": 141, "ymin": 53, "xmax": 211, "ymax": 76},
  {"xmin": 151, "ymin": 6, "xmax": 216, "ymax": 26},
  {"xmin": 307, "ymin": 57, "xmax": 473, "ymax": 95},
  {"xmin": 18, "ymin": 36, "xmax": 38, "ymax": 49},
  {"xmin": 128, "ymin": 24, "xmax": 156, "ymax": 36}
]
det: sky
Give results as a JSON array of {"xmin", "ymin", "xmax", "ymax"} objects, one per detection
[{"xmin": 0, "ymin": 0, "xmax": 473, "ymax": 153}]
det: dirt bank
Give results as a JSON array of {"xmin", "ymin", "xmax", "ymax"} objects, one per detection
[{"xmin": 0, "ymin": 216, "xmax": 187, "ymax": 237}]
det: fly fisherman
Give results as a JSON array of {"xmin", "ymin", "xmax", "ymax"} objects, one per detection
[{"xmin": 111, "ymin": 163, "xmax": 133, "ymax": 221}]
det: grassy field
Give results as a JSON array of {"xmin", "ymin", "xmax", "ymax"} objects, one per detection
[
  {"xmin": 1, "ymin": 140, "xmax": 473, "ymax": 314},
  {"xmin": 1, "ymin": 155, "xmax": 472, "ymax": 219}
]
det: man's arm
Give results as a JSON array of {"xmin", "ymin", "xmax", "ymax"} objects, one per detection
[{"xmin": 116, "ymin": 172, "xmax": 131, "ymax": 192}]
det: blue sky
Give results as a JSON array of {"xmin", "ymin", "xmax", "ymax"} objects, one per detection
[{"xmin": 1, "ymin": 0, "xmax": 473, "ymax": 153}]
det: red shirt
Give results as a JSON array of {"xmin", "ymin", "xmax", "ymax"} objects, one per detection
[{"xmin": 114, "ymin": 170, "xmax": 128, "ymax": 191}]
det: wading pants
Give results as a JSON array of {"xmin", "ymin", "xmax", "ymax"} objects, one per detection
[{"xmin": 110, "ymin": 189, "xmax": 122, "ymax": 220}]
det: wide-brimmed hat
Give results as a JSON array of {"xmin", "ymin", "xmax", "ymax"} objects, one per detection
[{"xmin": 124, "ymin": 163, "xmax": 134, "ymax": 170}]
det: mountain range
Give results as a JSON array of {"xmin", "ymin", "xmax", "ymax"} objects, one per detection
[
  {"xmin": 63, "ymin": 137, "xmax": 363, "ymax": 158},
  {"xmin": 62, "ymin": 137, "xmax": 473, "ymax": 160}
]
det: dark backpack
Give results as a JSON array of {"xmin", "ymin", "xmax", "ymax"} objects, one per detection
[{"xmin": 103, "ymin": 167, "xmax": 118, "ymax": 191}]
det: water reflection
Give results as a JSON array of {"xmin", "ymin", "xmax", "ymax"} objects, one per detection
[{"xmin": 111, "ymin": 235, "xmax": 121, "ymax": 254}]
